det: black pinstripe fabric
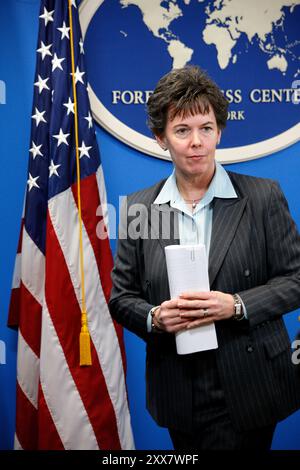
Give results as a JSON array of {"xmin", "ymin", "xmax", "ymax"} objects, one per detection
[
  {"xmin": 169, "ymin": 421, "xmax": 276, "ymax": 450},
  {"xmin": 109, "ymin": 171, "xmax": 300, "ymax": 432}
]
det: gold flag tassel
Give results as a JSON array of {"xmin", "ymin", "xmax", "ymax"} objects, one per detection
[
  {"xmin": 79, "ymin": 311, "xmax": 92, "ymax": 366},
  {"xmin": 68, "ymin": 0, "xmax": 92, "ymax": 366}
]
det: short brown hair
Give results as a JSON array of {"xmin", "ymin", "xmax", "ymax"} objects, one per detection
[{"xmin": 147, "ymin": 65, "xmax": 228, "ymax": 136}]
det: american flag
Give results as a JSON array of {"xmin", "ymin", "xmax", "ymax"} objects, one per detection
[{"xmin": 8, "ymin": 0, "xmax": 134, "ymax": 450}]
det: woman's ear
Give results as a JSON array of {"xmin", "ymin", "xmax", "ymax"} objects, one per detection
[
  {"xmin": 155, "ymin": 134, "xmax": 168, "ymax": 151},
  {"xmin": 217, "ymin": 130, "xmax": 222, "ymax": 145}
]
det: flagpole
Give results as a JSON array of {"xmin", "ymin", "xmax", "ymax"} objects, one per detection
[{"xmin": 68, "ymin": 0, "xmax": 91, "ymax": 366}]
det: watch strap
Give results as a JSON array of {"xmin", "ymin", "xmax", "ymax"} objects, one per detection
[
  {"xmin": 232, "ymin": 294, "xmax": 245, "ymax": 321},
  {"xmin": 150, "ymin": 306, "xmax": 160, "ymax": 330}
]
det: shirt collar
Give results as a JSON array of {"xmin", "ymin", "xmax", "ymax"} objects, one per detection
[{"xmin": 153, "ymin": 161, "xmax": 237, "ymax": 208}]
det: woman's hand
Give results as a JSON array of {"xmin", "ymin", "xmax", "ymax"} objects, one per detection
[
  {"xmin": 152, "ymin": 299, "xmax": 192, "ymax": 333},
  {"xmin": 177, "ymin": 291, "xmax": 234, "ymax": 330}
]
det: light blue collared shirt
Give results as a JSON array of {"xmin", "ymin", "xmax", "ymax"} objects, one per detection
[
  {"xmin": 153, "ymin": 161, "xmax": 237, "ymax": 254},
  {"xmin": 147, "ymin": 162, "xmax": 246, "ymax": 331}
]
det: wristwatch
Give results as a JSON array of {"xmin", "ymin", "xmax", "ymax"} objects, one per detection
[
  {"xmin": 232, "ymin": 294, "xmax": 244, "ymax": 321},
  {"xmin": 150, "ymin": 306, "xmax": 161, "ymax": 330}
]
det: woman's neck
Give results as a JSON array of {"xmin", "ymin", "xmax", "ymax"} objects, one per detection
[{"xmin": 175, "ymin": 166, "xmax": 215, "ymax": 201}]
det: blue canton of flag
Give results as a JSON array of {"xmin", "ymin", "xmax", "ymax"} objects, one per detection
[{"xmin": 28, "ymin": 0, "xmax": 98, "ymax": 254}]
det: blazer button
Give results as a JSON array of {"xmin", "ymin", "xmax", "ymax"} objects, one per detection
[
  {"xmin": 244, "ymin": 269, "xmax": 251, "ymax": 277},
  {"xmin": 246, "ymin": 344, "xmax": 254, "ymax": 353}
]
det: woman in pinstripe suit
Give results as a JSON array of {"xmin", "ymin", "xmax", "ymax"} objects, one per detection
[{"xmin": 109, "ymin": 66, "xmax": 300, "ymax": 450}]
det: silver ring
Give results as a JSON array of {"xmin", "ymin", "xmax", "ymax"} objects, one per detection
[{"xmin": 203, "ymin": 308, "xmax": 208, "ymax": 318}]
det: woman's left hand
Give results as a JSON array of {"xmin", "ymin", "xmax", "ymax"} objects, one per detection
[{"xmin": 178, "ymin": 291, "xmax": 234, "ymax": 329}]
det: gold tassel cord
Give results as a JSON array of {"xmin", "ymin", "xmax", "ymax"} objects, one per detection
[{"xmin": 68, "ymin": 0, "xmax": 92, "ymax": 366}]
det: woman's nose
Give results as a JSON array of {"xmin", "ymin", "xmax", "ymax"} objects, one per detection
[{"xmin": 191, "ymin": 130, "xmax": 202, "ymax": 147}]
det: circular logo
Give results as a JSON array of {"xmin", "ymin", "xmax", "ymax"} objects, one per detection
[{"xmin": 80, "ymin": 0, "xmax": 300, "ymax": 163}]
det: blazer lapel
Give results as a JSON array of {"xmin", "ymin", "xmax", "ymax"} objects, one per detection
[
  {"xmin": 209, "ymin": 196, "xmax": 248, "ymax": 287},
  {"xmin": 150, "ymin": 196, "xmax": 248, "ymax": 288},
  {"xmin": 150, "ymin": 204, "xmax": 180, "ymax": 252}
]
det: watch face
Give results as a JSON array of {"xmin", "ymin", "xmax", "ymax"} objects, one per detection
[{"xmin": 235, "ymin": 304, "xmax": 242, "ymax": 316}]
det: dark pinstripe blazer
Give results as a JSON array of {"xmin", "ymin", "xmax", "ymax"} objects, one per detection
[{"xmin": 109, "ymin": 171, "xmax": 300, "ymax": 432}]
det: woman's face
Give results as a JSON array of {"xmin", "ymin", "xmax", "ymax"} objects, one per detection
[{"xmin": 156, "ymin": 106, "xmax": 221, "ymax": 181}]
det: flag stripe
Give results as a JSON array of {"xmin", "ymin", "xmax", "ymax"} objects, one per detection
[
  {"xmin": 46, "ymin": 211, "xmax": 120, "ymax": 448},
  {"xmin": 17, "ymin": 219, "xmax": 24, "ymax": 253},
  {"xmin": 15, "ymin": 383, "xmax": 38, "ymax": 450},
  {"xmin": 18, "ymin": 282, "xmax": 42, "ymax": 359},
  {"xmin": 8, "ymin": 221, "xmax": 24, "ymax": 327},
  {"xmin": 21, "ymin": 227, "xmax": 45, "ymax": 306},
  {"xmin": 83, "ymin": 169, "xmax": 128, "ymax": 375},
  {"xmin": 12, "ymin": 254, "xmax": 21, "ymax": 289},
  {"xmin": 73, "ymin": 171, "xmax": 132, "ymax": 445},
  {"xmin": 38, "ymin": 384, "xmax": 64, "ymax": 450},
  {"xmin": 14, "ymin": 435, "xmax": 22, "ymax": 451},
  {"xmin": 48, "ymin": 187, "xmax": 133, "ymax": 449},
  {"xmin": 7, "ymin": 287, "xmax": 21, "ymax": 329},
  {"xmin": 38, "ymin": 383, "xmax": 64, "ymax": 450},
  {"xmin": 17, "ymin": 329, "xmax": 39, "ymax": 408},
  {"xmin": 40, "ymin": 301, "xmax": 100, "ymax": 450},
  {"xmin": 72, "ymin": 172, "xmax": 113, "ymax": 304}
]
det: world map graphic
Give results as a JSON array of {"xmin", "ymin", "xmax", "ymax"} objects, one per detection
[
  {"xmin": 120, "ymin": 0, "xmax": 300, "ymax": 76},
  {"xmin": 83, "ymin": 0, "xmax": 300, "ymax": 155}
]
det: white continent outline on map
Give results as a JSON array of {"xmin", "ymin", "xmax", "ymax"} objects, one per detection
[
  {"xmin": 120, "ymin": 0, "xmax": 193, "ymax": 68},
  {"xmin": 203, "ymin": 0, "xmax": 300, "ymax": 73}
]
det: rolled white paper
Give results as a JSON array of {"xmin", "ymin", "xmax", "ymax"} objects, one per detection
[{"xmin": 165, "ymin": 244, "xmax": 218, "ymax": 355}]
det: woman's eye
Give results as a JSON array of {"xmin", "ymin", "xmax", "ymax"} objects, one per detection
[
  {"xmin": 202, "ymin": 126, "xmax": 213, "ymax": 132},
  {"xmin": 176, "ymin": 128, "xmax": 188, "ymax": 135}
]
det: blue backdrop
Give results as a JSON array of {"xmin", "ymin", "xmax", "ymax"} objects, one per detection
[{"xmin": 0, "ymin": 0, "xmax": 299, "ymax": 450}]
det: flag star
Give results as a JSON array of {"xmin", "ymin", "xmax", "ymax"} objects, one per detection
[
  {"xmin": 53, "ymin": 128, "xmax": 70, "ymax": 146},
  {"xmin": 27, "ymin": 173, "xmax": 40, "ymax": 192},
  {"xmin": 34, "ymin": 75, "xmax": 50, "ymax": 94},
  {"xmin": 52, "ymin": 53, "xmax": 65, "ymax": 71},
  {"xmin": 72, "ymin": 0, "xmax": 77, "ymax": 8},
  {"xmin": 79, "ymin": 38, "xmax": 84, "ymax": 54},
  {"xmin": 71, "ymin": 66, "xmax": 85, "ymax": 84},
  {"xmin": 39, "ymin": 7, "xmax": 54, "ymax": 26},
  {"xmin": 84, "ymin": 112, "xmax": 93, "ymax": 129},
  {"xmin": 31, "ymin": 107, "xmax": 47, "ymax": 126},
  {"xmin": 57, "ymin": 21, "xmax": 70, "ymax": 40},
  {"xmin": 63, "ymin": 97, "xmax": 74, "ymax": 115},
  {"xmin": 37, "ymin": 41, "xmax": 52, "ymax": 60},
  {"xmin": 78, "ymin": 141, "xmax": 92, "ymax": 159},
  {"xmin": 29, "ymin": 141, "xmax": 43, "ymax": 159},
  {"xmin": 49, "ymin": 160, "xmax": 61, "ymax": 178}
]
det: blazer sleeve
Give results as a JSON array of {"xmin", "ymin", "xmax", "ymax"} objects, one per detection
[
  {"xmin": 238, "ymin": 181, "xmax": 300, "ymax": 328},
  {"xmin": 109, "ymin": 197, "xmax": 154, "ymax": 340}
]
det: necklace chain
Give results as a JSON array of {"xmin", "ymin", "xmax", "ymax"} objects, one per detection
[{"xmin": 183, "ymin": 197, "xmax": 202, "ymax": 208}]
